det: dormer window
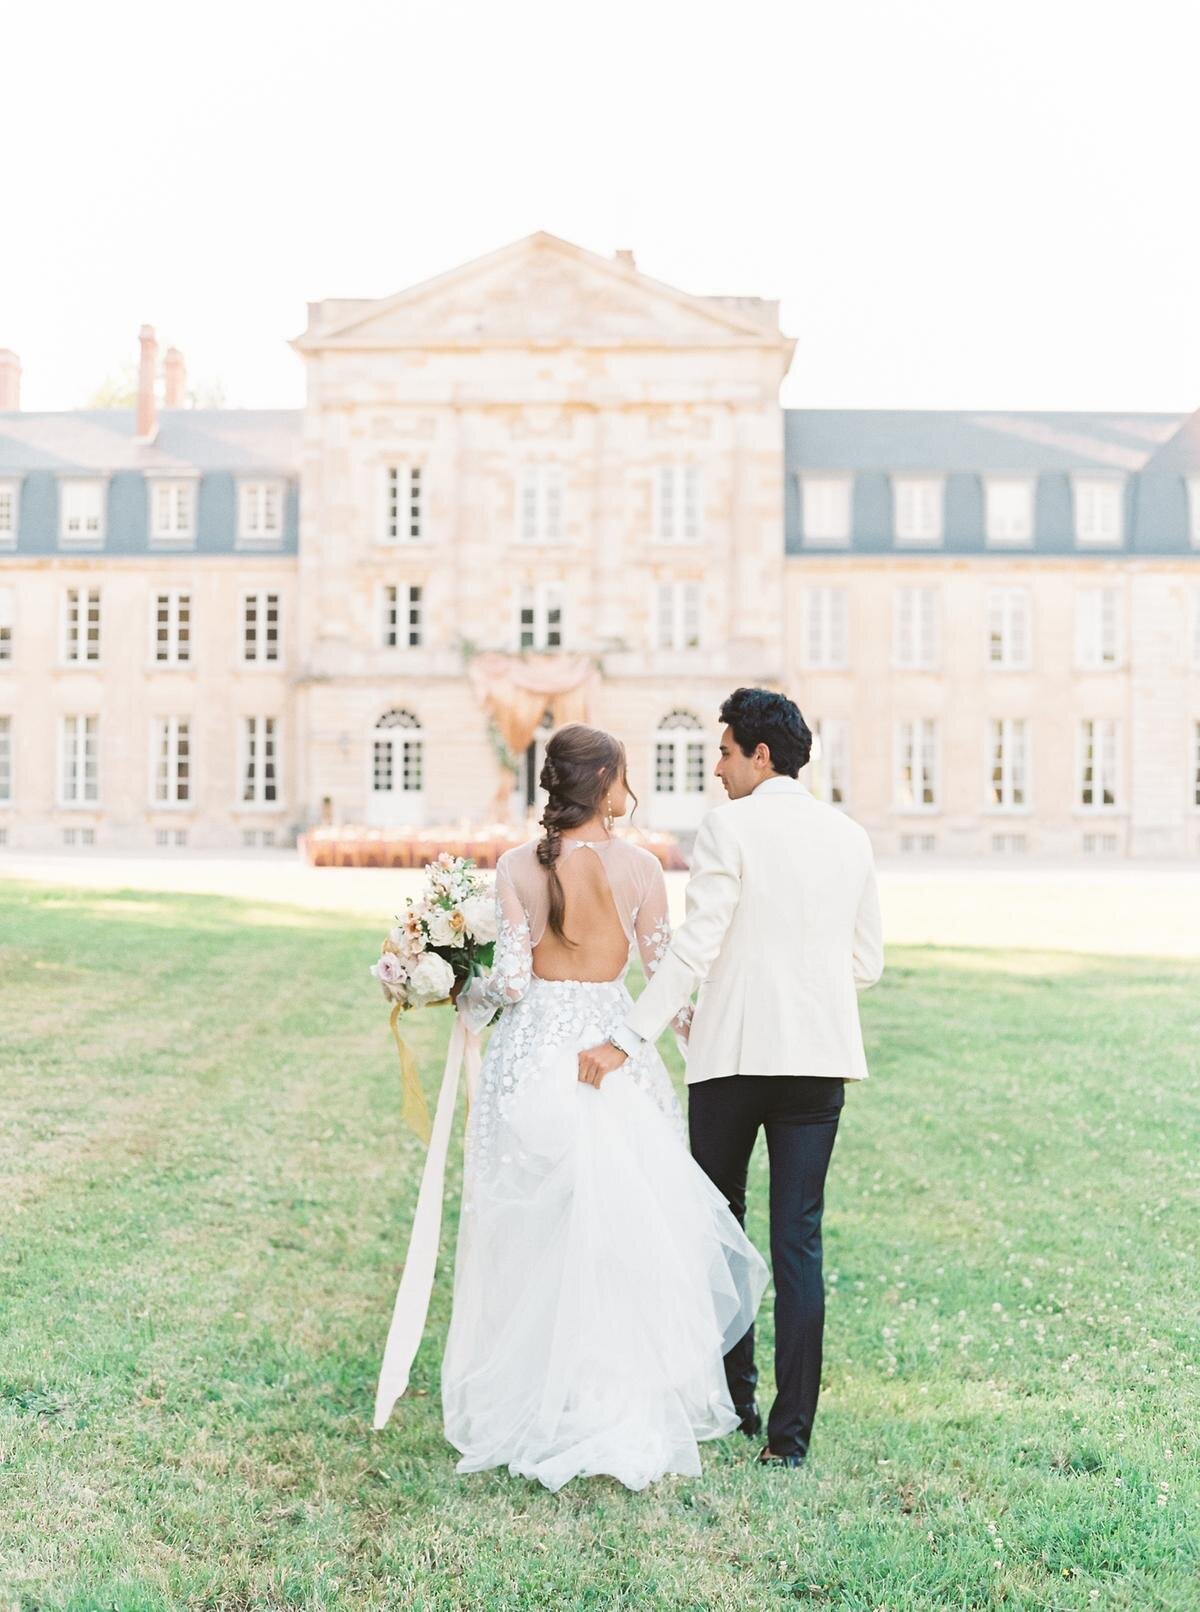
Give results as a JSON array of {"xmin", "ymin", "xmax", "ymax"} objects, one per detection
[
  {"xmin": 238, "ymin": 480, "xmax": 285, "ymax": 547},
  {"xmin": 1187, "ymin": 477, "xmax": 1200, "ymax": 549},
  {"xmin": 985, "ymin": 476, "xmax": 1035, "ymax": 546},
  {"xmin": 59, "ymin": 478, "xmax": 105, "ymax": 547},
  {"xmin": 892, "ymin": 476, "xmax": 944, "ymax": 546},
  {"xmin": 0, "ymin": 479, "xmax": 18, "ymax": 549},
  {"xmin": 149, "ymin": 478, "xmax": 196, "ymax": 546},
  {"xmin": 799, "ymin": 475, "xmax": 851, "ymax": 547},
  {"xmin": 1072, "ymin": 475, "xmax": 1124, "ymax": 548}
]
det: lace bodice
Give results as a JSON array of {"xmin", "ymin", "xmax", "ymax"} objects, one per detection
[{"xmin": 460, "ymin": 837, "xmax": 691, "ymax": 1039}]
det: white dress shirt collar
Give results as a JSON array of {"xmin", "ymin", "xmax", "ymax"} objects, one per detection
[{"xmin": 753, "ymin": 774, "xmax": 810, "ymax": 797}]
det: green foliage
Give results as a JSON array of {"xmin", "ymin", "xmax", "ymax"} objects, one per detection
[{"xmin": 1, "ymin": 886, "xmax": 1197, "ymax": 1610}]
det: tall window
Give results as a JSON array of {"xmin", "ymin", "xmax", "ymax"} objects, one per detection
[
  {"xmin": 802, "ymin": 586, "xmax": 849, "ymax": 669},
  {"xmin": 985, "ymin": 477, "xmax": 1035, "ymax": 546},
  {"xmin": 814, "ymin": 717, "xmax": 849, "ymax": 806},
  {"xmin": 1073, "ymin": 477, "xmax": 1124, "ymax": 548},
  {"xmin": 238, "ymin": 481, "xmax": 284, "ymax": 546},
  {"xmin": 0, "ymin": 587, "xmax": 12, "ymax": 662},
  {"xmin": 1188, "ymin": 478, "xmax": 1200, "ymax": 550},
  {"xmin": 1075, "ymin": 587, "xmax": 1121, "ymax": 669},
  {"xmin": 240, "ymin": 716, "xmax": 278, "ymax": 805},
  {"xmin": 153, "ymin": 591, "xmax": 191, "ymax": 664},
  {"xmin": 893, "ymin": 586, "xmax": 940, "ymax": 669},
  {"xmin": 1192, "ymin": 721, "xmax": 1200, "ymax": 810},
  {"xmin": 60, "ymin": 479, "xmax": 105, "ymax": 545},
  {"xmin": 654, "ymin": 710, "xmax": 706, "ymax": 799},
  {"xmin": 518, "ymin": 583, "xmax": 564, "ymax": 650},
  {"xmin": 60, "ymin": 715, "xmax": 99, "ymax": 805},
  {"xmin": 894, "ymin": 719, "xmax": 939, "ymax": 811},
  {"xmin": 1078, "ymin": 718, "xmax": 1119, "ymax": 809},
  {"xmin": 152, "ymin": 716, "xmax": 191, "ymax": 805},
  {"xmin": 892, "ymin": 476, "xmax": 944, "ymax": 546},
  {"xmin": 1191, "ymin": 586, "xmax": 1200, "ymax": 670},
  {"xmin": 0, "ymin": 715, "xmax": 10, "ymax": 804},
  {"xmin": 382, "ymin": 584, "xmax": 423, "ymax": 649},
  {"xmin": 517, "ymin": 467, "xmax": 565, "ymax": 544},
  {"xmin": 62, "ymin": 588, "xmax": 101, "ymax": 664},
  {"xmin": 654, "ymin": 581, "xmax": 701, "ymax": 650},
  {"xmin": 383, "ymin": 465, "xmax": 423, "ymax": 543},
  {"xmin": 149, "ymin": 479, "xmax": 196, "ymax": 544},
  {"xmin": 242, "ymin": 591, "xmax": 281, "ymax": 663},
  {"xmin": 0, "ymin": 480, "xmax": 18, "ymax": 548},
  {"xmin": 986, "ymin": 587, "xmax": 1031, "ymax": 669},
  {"xmin": 988, "ymin": 718, "xmax": 1029, "ymax": 809},
  {"xmin": 372, "ymin": 709, "xmax": 423, "ymax": 795},
  {"xmin": 654, "ymin": 466, "xmax": 702, "ymax": 544},
  {"xmin": 800, "ymin": 475, "xmax": 852, "ymax": 546}
]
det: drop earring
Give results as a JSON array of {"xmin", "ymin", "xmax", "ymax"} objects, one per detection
[{"xmin": 604, "ymin": 794, "xmax": 615, "ymax": 833}]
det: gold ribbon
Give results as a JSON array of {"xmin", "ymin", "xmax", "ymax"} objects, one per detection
[{"xmin": 389, "ymin": 1001, "xmax": 432, "ymax": 1146}]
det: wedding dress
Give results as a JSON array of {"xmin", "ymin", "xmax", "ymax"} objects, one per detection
[{"xmin": 444, "ymin": 835, "xmax": 768, "ymax": 1493}]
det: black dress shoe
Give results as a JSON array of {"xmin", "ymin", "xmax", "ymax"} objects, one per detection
[
  {"xmin": 735, "ymin": 1400, "xmax": 762, "ymax": 1438},
  {"xmin": 757, "ymin": 1446, "xmax": 806, "ymax": 1468}
]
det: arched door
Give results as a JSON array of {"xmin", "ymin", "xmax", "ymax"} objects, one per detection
[
  {"xmin": 511, "ymin": 707, "xmax": 554, "ymax": 820},
  {"xmin": 367, "ymin": 708, "xmax": 425, "ymax": 826},
  {"xmin": 650, "ymin": 709, "xmax": 708, "ymax": 829}
]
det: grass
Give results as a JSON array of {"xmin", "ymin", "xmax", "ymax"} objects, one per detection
[{"xmin": 0, "ymin": 881, "xmax": 1197, "ymax": 1611}]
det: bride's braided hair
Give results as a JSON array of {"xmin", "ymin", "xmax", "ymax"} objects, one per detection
[{"xmin": 536, "ymin": 724, "xmax": 635, "ymax": 946}]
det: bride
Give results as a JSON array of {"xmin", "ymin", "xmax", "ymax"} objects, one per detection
[{"xmin": 443, "ymin": 722, "xmax": 768, "ymax": 1492}]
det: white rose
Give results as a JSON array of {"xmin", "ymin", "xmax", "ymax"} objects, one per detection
[
  {"xmin": 408, "ymin": 950, "xmax": 456, "ymax": 1004},
  {"xmin": 458, "ymin": 893, "xmax": 497, "ymax": 943},
  {"xmin": 426, "ymin": 907, "xmax": 460, "ymax": 948}
]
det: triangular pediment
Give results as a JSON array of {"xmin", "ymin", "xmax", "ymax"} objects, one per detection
[{"xmin": 297, "ymin": 233, "xmax": 782, "ymax": 350}]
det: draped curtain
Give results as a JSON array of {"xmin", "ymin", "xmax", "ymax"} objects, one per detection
[{"xmin": 466, "ymin": 653, "xmax": 597, "ymax": 816}]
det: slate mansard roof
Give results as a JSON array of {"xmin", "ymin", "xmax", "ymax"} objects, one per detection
[
  {"xmin": 785, "ymin": 408, "xmax": 1200, "ymax": 556},
  {"xmin": 0, "ymin": 409, "xmax": 301, "ymax": 555}
]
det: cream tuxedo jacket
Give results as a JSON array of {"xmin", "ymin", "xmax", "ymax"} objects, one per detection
[{"xmin": 624, "ymin": 776, "xmax": 883, "ymax": 1084}]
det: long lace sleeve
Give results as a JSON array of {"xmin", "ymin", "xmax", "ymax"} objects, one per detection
[
  {"xmin": 458, "ymin": 861, "xmax": 533, "ymax": 1034},
  {"xmin": 633, "ymin": 862, "xmax": 693, "ymax": 1043}
]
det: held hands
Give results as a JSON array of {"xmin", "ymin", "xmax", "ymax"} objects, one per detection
[{"xmin": 577, "ymin": 1041, "xmax": 627, "ymax": 1088}]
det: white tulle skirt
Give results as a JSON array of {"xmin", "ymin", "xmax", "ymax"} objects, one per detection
[{"xmin": 442, "ymin": 977, "xmax": 768, "ymax": 1493}]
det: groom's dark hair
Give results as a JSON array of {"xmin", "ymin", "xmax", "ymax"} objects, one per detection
[{"xmin": 719, "ymin": 688, "xmax": 812, "ymax": 777}]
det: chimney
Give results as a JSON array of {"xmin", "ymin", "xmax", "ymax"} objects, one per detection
[
  {"xmin": 136, "ymin": 324, "xmax": 158, "ymax": 440},
  {"xmin": 614, "ymin": 249, "xmax": 636, "ymax": 270},
  {"xmin": 0, "ymin": 350, "xmax": 19, "ymax": 410},
  {"xmin": 163, "ymin": 346, "xmax": 187, "ymax": 408}
]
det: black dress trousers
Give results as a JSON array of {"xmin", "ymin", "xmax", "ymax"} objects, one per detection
[{"xmin": 688, "ymin": 1074, "xmax": 844, "ymax": 1460}]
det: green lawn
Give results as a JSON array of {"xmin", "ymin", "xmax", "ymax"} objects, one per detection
[{"xmin": 0, "ymin": 882, "xmax": 1197, "ymax": 1612}]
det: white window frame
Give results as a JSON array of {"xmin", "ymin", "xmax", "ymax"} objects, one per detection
[
  {"xmin": 59, "ymin": 714, "xmax": 99, "ymax": 806},
  {"xmin": 893, "ymin": 719, "xmax": 940, "ymax": 813},
  {"xmin": 802, "ymin": 586, "xmax": 849, "ymax": 669},
  {"xmin": 1188, "ymin": 478, "xmax": 1200, "ymax": 550},
  {"xmin": 799, "ymin": 474, "xmax": 852, "ymax": 547},
  {"xmin": 148, "ymin": 477, "xmax": 197, "ymax": 546},
  {"xmin": 1077, "ymin": 717, "xmax": 1121, "ymax": 811},
  {"xmin": 0, "ymin": 478, "xmax": 19, "ymax": 550},
  {"xmin": 59, "ymin": 478, "xmax": 106, "ymax": 547},
  {"xmin": 237, "ymin": 480, "xmax": 285, "ymax": 548},
  {"xmin": 892, "ymin": 476, "xmax": 944, "ymax": 547},
  {"xmin": 241, "ymin": 590, "xmax": 282, "ymax": 665},
  {"xmin": 986, "ymin": 717, "xmax": 1031, "ymax": 812},
  {"xmin": 381, "ymin": 583, "xmax": 424, "ymax": 649},
  {"xmin": 652, "ymin": 711, "xmax": 707, "ymax": 806},
  {"xmin": 368, "ymin": 709, "xmax": 425, "ymax": 824},
  {"xmin": 985, "ymin": 587, "xmax": 1032, "ymax": 670},
  {"xmin": 1192, "ymin": 586, "xmax": 1200, "ymax": 671},
  {"xmin": 1191, "ymin": 720, "xmax": 1200, "ymax": 813},
  {"xmin": 893, "ymin": 585, "xmax": 940, "ymax": 670},
  {"xmin": 380, "ymin": 464, "xmax": 425, "ymax": 545},
  {"xmin": 812, "ymin": 717, "xmax": 849, "ymax": 807},
  {"xmin": 653, "ymin": 465, "xmax": 703, "ymax": 545},
  {"xmin": 517, "ymin": 582, "xmax": 565, "ymax": 651},
  {"xmin": 239, "ymin": 715, "xmax": 280, "ymax": 808},
  {"xmin": 150, "ymin": 715, "xmax": 192, "ymax": 808},
  {"xmin": 984, "ymin": 476, "xmax": 1035, "ymax": 547},
  {"xmin": 61, "ymin": 587, "xmax": 102, "ymax": 665},
  {"xmin": 653, "ymin": 580, "xmax": 702, "ymax": 651},
  {"xmin": 151, "ymin": 589, "xmax": 191, "ymax": 666},
  {"xmin": 0, "ymin": 586, "xmax": 13, "ymax": 663},
  {"xmin": 515, "ymin": 466, "xmax": 566, "ymax": 545},
  {"xmin": 1075, "ymin": 586, "xmax": 1122, "ymax": 670},
  {"xmin": 1072, "ymin": 475, "xmax": 1125, "ymax": 549},
  {"xmin": 0, "ymin": 714, "xmax": 11, "ymax": 805}
]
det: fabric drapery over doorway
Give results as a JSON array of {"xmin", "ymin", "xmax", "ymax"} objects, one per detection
[{"xmin": 466, "ymin": 652, "xmax": 597, "ymax": 816}]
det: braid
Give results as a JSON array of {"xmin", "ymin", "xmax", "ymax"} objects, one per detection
[{"xmin": 535, "ymin": 723, "xmax": 630, "ymax": 946}]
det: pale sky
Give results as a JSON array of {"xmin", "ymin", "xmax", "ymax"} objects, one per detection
[{"xmin": 3, "ymin": 0, "xmax": 1197, "ymax": 415}]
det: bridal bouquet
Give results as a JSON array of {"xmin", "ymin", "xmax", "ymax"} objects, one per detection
[{"xmin": 370, "ymin": 853, "xmax": 497, "ymax": 1140}]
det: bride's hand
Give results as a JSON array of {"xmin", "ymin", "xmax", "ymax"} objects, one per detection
[{"xmin": 577, "ymin": 1041, "xmax": 626, "ymax": 1088}]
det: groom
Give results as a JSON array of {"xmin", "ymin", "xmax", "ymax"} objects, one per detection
[{"xmin": 578, "ymin": 687, "xmax": 883, "ymax": 1467}]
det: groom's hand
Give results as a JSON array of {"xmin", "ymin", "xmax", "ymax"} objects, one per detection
[{"xmin": 578, "ymin": 1041, "xmax": 627, "ymax": 1088}]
